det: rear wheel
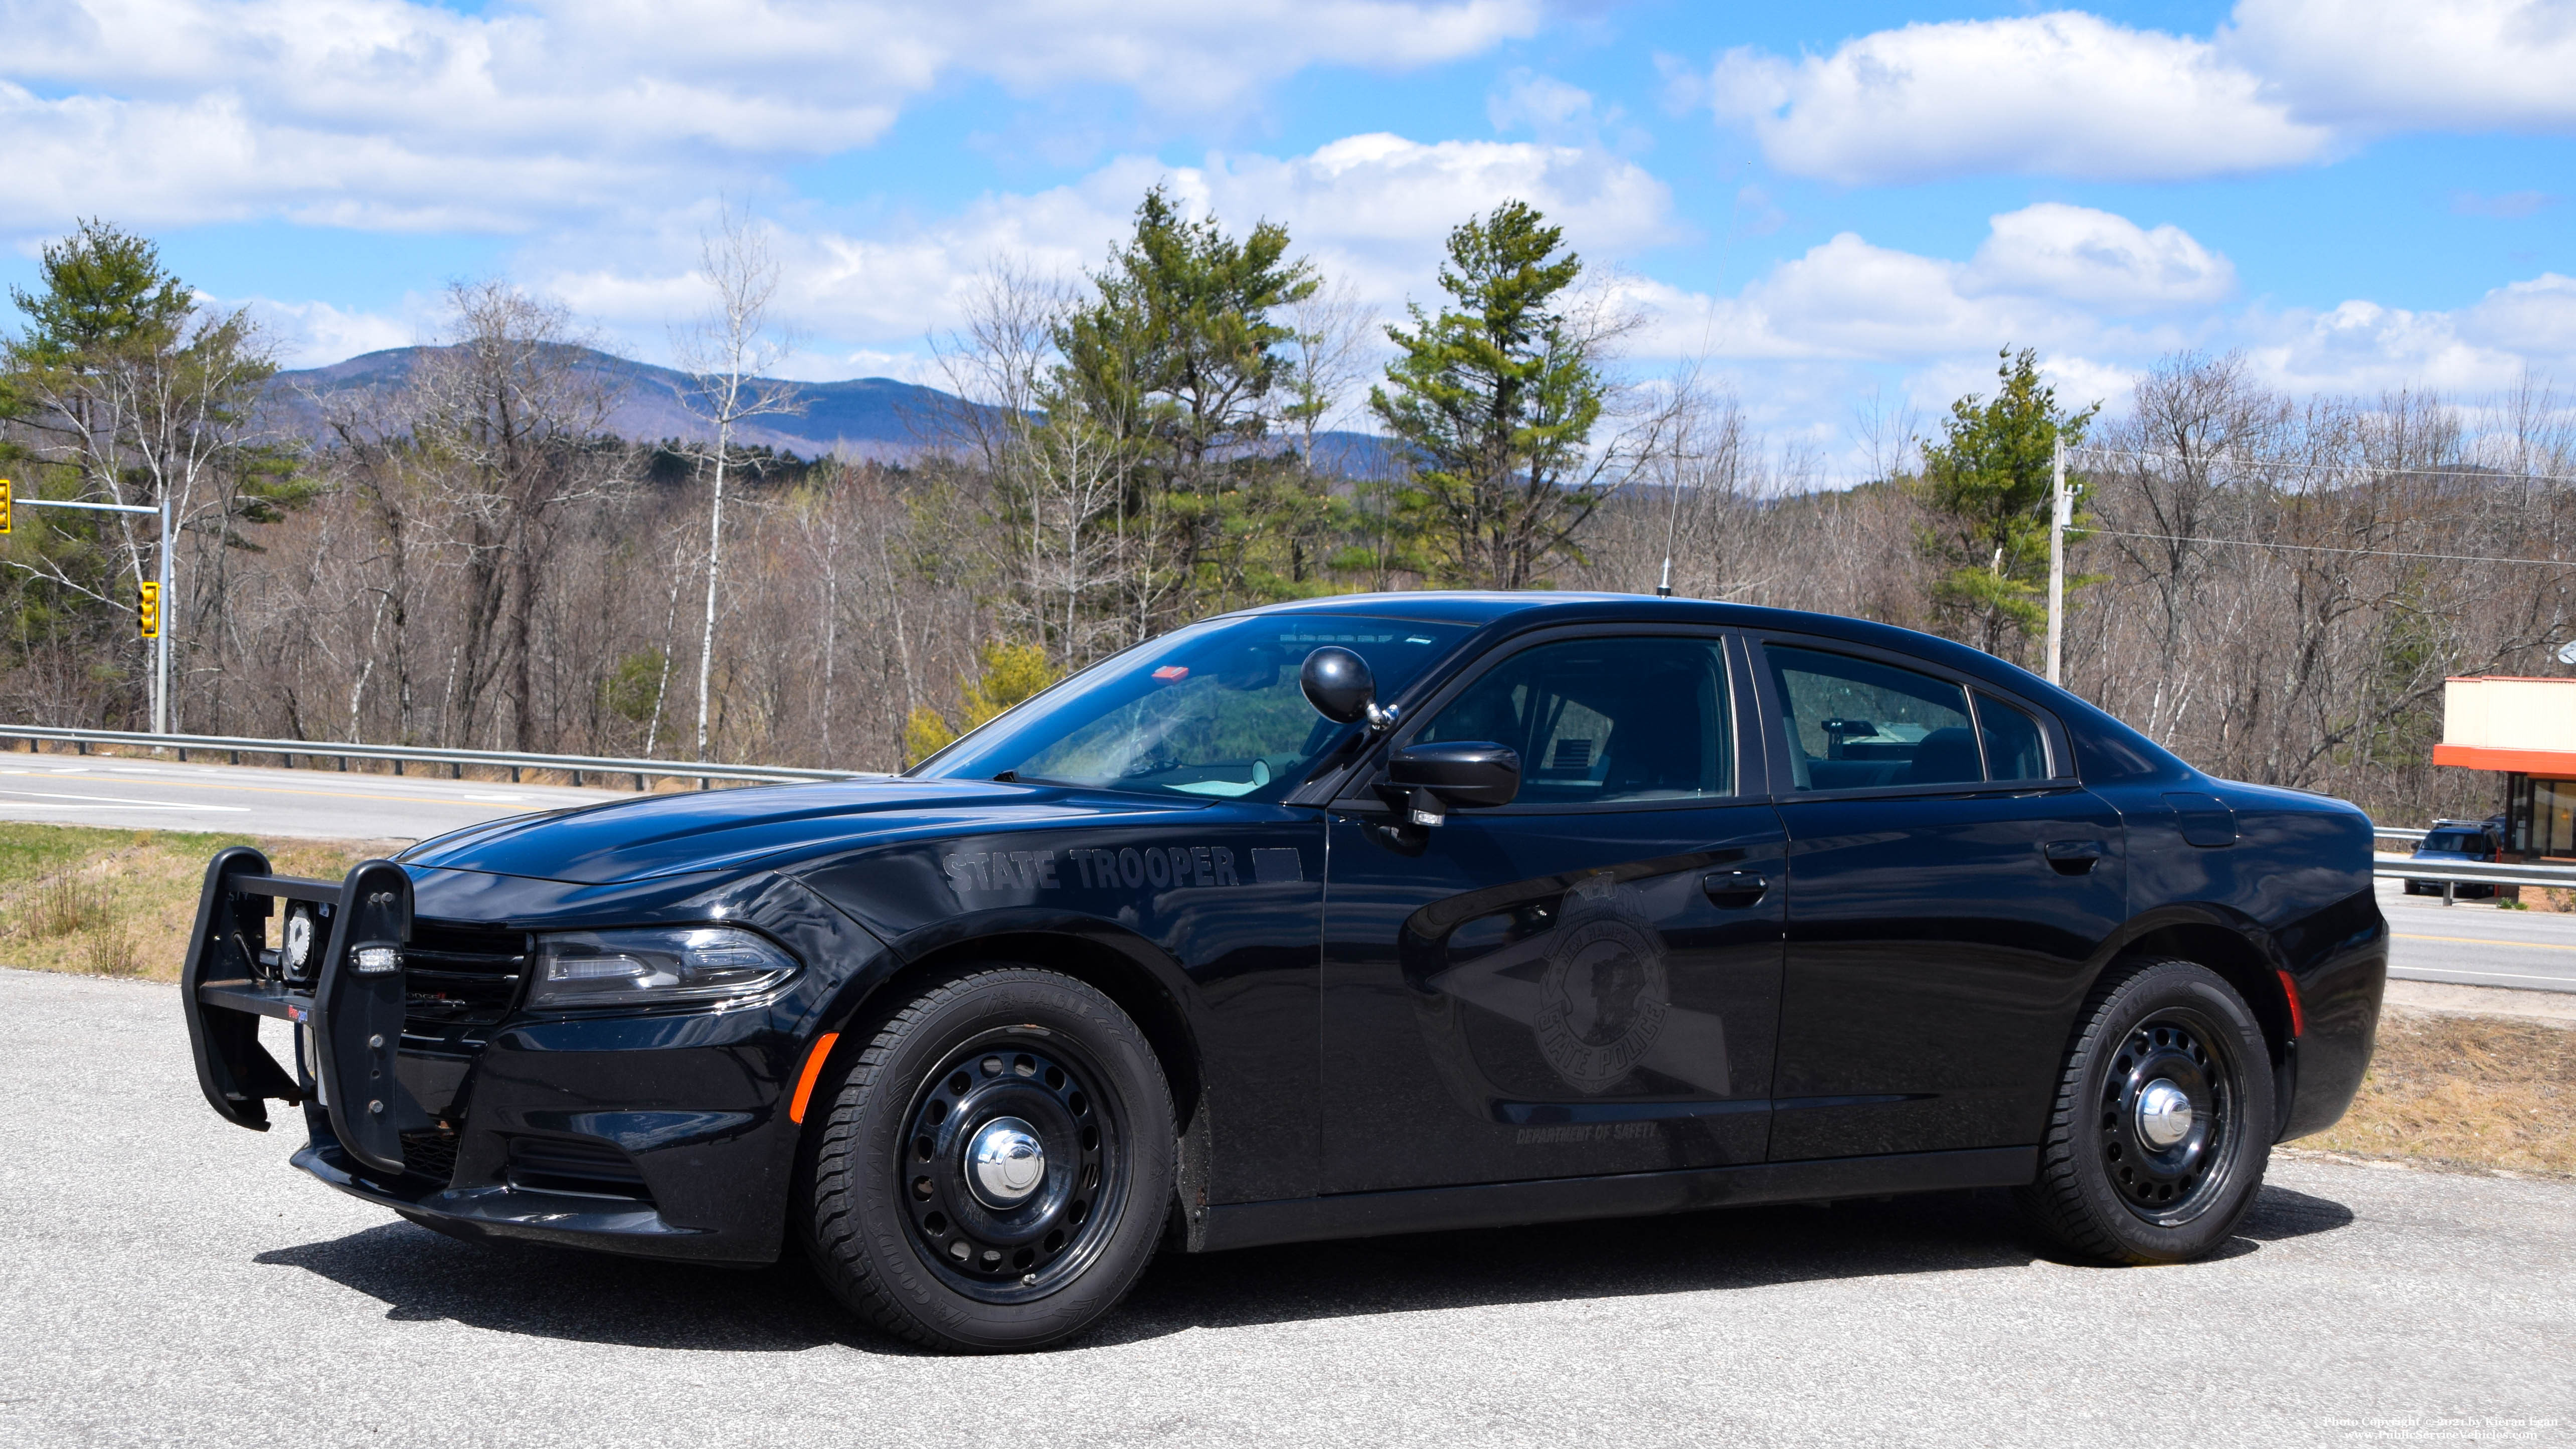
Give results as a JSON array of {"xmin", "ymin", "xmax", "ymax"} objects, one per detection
[
  {"xmin": 801, "ymin": 966, "xmax": 1174, "ymax": 1352},
  {"xmin": 2017, "ymin": 958, "xmax": 2275, "ymax": 1264}
]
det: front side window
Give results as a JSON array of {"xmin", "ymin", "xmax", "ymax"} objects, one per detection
[
  {"xmin": 1768, "ymin": 646, "xmax": 1981, "ymax": 790},
  {"xmin": 912, "ymin": 615, "xmax": 1470, "ymax": 802},
  {"xmin": 1412, "ymin": 636, "xmax": 1734, "ymax": 805}
]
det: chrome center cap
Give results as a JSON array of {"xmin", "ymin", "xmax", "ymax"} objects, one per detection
[
  {"xmin": 966, "ymin": 1117, "xmax": 1046, "ymax": 1208},
  {"xmin": 2136, "ymin": 1079, "xmax": 2195, "ymax": 1150}
]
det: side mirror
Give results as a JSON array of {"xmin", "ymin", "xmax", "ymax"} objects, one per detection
[
  {"xmin": 1388, "ymin": 741, "xmax": 1520, "ymax": 813},
  {"xmin": 1301, "ymin": 646, "xmax": 1381, "ymax": 726}
]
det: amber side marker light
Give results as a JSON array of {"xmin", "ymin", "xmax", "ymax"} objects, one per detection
[
  {"xmin": 2276, "ymin": 970, "xmax": 2307, "ymax": 1038},
  {"xmin": 789, "ymin": 1032, "xmax": 841, "ymax": 1125}
]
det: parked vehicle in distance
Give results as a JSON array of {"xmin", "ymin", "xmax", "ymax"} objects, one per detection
[
  {"xmin": 180, "ymin": 593, "xmax": 2388, "ymax": 1352},
  {"xmin": 2405, "ymin": 817, "xmax": 2506, "ymax": 898}
]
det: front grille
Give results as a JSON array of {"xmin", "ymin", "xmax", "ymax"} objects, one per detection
[
  {"xmin": 504, "ymin": 1135, "xmax": 652, "ymax": 1201},
  {"xmin": 402, "ymin": 920, "xmax": 528, "ymax": 1053},
  {"xmin": 399, "ymin": 1128, "xmax": 462, "ymax": 1184}
]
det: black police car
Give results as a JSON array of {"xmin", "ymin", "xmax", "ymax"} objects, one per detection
[{"xmin": 180, "ymin": 593, "xmax": 2386, "ymax": 1352}]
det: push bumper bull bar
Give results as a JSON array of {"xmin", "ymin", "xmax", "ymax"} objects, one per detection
[{"xmin": 179, "ymin": 846, "xmax": 430, "ymax": 1176}]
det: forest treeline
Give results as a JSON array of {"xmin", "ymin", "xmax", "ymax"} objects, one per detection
[{"xmin": 3, "ymin": 206, "xmax": 2571, "ymax": 826}]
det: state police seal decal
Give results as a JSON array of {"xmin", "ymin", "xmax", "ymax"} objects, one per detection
[{"xmin": 1531, "ymin": 881, "xmax": 1668, "ymax": 1094}]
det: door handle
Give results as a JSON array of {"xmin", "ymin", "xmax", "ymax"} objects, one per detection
[
  {"xmin": 2043, "ymin": 840, "xmax": 2105, "ymax": 876},
  {"xmin": 1702, "ymin": 870, "xmax": 1770, "ymax": 908}
]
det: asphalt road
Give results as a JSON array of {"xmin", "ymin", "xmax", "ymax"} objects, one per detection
[
  {"xmin": 2381, "ymin": 878, "xmax": 2576, "ymax": 994},
  {"xmin": 0, "ymin": 753, "xmax": 635, "ymax": 842},
  {"xmin": 1, "ymin": 968, "xmax": 2567, "ymax": 1448}
]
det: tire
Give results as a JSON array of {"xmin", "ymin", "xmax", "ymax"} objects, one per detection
[
  {"xmin": 801, "ymin": 966, "xmax": 1175, "ymax": 1352},
  {"xmin": 2016, "ymin": 958, "xmax": 2276, "ymax": 1265}
]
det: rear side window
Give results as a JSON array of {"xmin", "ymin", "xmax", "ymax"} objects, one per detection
[
  {"xmin": 1767, "ymin": 646, "xmax": 1980, "ymax": 790},
  {"xmin": 1413, "ymin": 636, "xmax": 1734, "ymax": 805},
  {"xmin": 1976, "ymin": 693, "xmax": 2051, "ymax": 781}
]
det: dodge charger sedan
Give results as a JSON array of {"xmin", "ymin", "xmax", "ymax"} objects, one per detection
[{"xmin": 181, "ymin": 593, "xmax": 2386, "ymax": 1351}]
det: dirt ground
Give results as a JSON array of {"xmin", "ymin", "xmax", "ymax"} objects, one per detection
[{"xmin": 2308, "ymin": 1006, "xmax": 2575, "ymax": 1176}]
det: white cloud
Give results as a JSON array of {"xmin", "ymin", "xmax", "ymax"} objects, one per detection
[
  {"xmin": 0, "ymin": 0, "xmax": 1541, "ymax": 236},
  {"xmin": 1705, "ymin": 12, "xmax": 2331, "ymax": 186},
  {"xmin": 238, "ymin": 296, "xmax": 423, "ymax": 368},
  {"xmin": 1487, "ymin": 70, "xmax": 1602, "ymax": 145},
  {"xmin": 535, "ymin": 133, "xmax": 1679, "ymax": 354},
  {"xmin": 2226, "ymin": 0, "xmax": 2576, "ymax": 133},
  {"xmin": 1964, "ymin": 204, "xmax": 2236, "ymax": 310},
  {"xmin": 1697, "ymin": 3, "xmax": 2576, "ymax": 185},
  {"xmin": 1636, "ymin": 205, "xmax": 2229, "ymax": 364}
]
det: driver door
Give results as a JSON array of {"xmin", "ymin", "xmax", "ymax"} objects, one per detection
[{"xmin": 1317, "ymin": 629, "xmax": 1786, "ymax": 1195}]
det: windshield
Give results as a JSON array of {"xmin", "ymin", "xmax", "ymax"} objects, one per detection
[
  {"xmin": 2422, "ymin": 830, "xmax": 2490, "ymax": 853},
  {"xmin": 909, "ymin": 614, "xmax": 1473, "ymax": 802}
]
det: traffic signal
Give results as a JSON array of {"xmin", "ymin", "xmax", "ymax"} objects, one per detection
[
  {"xmin": 1, "ymin": 479, "xmax": 11, "ymax": 535},
  {"xmin": 139, "ymin": 581, "xmax": 159, "ymax": 639}
]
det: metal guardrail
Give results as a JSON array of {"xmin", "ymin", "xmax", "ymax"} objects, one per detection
[
  {"xmin": 2374, "ymin": 857, "xmax": 2576, "ymax": 890},
  {"xmin": 0, "ymin": 724, "xmax": 867, "ymax": 789},
  {"xmin": 2372, "ymin": 825, "xmax": 2430, "ymax": 844}
]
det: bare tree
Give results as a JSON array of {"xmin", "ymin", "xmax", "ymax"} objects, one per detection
[
  {"xmin": 1281, "ymin": 275, "xmax": 1376, "ymax": 477},
  {"xmin": 408, "ymin": 281, "xmax": 622, "ymax": 749},
  {"xmin": 673, "ymin": 207, "xmax": 804, "ymax": 760}
]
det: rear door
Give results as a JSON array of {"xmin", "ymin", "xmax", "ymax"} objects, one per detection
[
  {"xmin": 1318, "ymin": 628, "xmax": 1786, "ymax": 1195},
  {"xmin": 1753, "ymin": 636, "xmax": 2128, "ymax": 1161}
]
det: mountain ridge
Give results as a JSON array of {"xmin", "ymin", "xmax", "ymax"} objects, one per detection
[{"xmin": 268, "ymin": 344, "xmax": 1399, "ymax": 473}]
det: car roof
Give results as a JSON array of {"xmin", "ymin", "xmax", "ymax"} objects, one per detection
[{"xmin": 1230, "ymin": 592, "xmax": 2012, "ymax": 679}]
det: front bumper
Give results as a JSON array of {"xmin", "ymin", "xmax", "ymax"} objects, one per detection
[
  {"xmin": 181, "ymin": 851, "xmax": 886, "ymax": 1266},
  {"xmin": 295, "ymin": 1140, "xmax": 719, "ymax": 1258}
]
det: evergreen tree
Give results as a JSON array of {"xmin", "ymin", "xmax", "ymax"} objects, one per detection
[
  {"xmin": 1913, "ymin": 347, "xmax": 2097, "ymax": 661},
  {"xmin": 1368, "ymin": 200, "xmax": 1611, "ymax": 589},
  {"xmin": 2, "ymin": 220, "xmax": 301, "ymax": 731}
]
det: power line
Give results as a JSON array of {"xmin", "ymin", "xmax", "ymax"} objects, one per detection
[
  {"xmin": 2070, "ymin": 445, "xmax": 2576, "ymax": 488},
  {"xmin": 2083, "ymin": 527, "xmax": 2576, "ymax": 570}
]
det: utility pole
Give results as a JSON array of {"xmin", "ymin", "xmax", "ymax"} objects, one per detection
[
  {"xmin": 155, "ymin": 495, "xmax": 173, "ymax": 735},
  {"xmin": 2045, "ymin": 435, "xmax": 2068, "ymax": 686},
  {"xmin": 5, "ymin": 484, "xmax": 174, "ymax": 733}
]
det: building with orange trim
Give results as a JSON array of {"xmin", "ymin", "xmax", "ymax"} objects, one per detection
[{"xmin": 2436, "ymin": 676, "xmax": 2576, "ymax": 859}]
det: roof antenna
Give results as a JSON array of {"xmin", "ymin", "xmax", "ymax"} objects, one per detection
[{"xmin": 1655, "ymin": 391, "xmax": 1684, "ymax": 598}]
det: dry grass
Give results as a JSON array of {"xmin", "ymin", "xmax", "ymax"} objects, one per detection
[
  {"xmin": 2310, "ymin": 1009, "xmax": 2576, "ymax": 1176},
  {"xmin": 0, "ymin": 824, "xmax": 395, "ymax": 982}
]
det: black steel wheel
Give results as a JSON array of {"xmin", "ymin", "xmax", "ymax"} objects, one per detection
[
  {"xmin": 801, "ymin": 966, "xmax": 1174, "ymax": 1353},
  {"xmin": 2097, "ymin": 1014, "xmax": 2236, "ymax": 1225},
  {"xmin": 2018, "ymin": 958, "xmax": 2276, "ymax": 1264},
  {"xmin": 899, "ymin": 1034, "xmax": 1124, "ymax": 1301}
]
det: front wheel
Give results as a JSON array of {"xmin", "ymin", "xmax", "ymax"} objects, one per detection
[
  {"xmin": 802, "ymin": 967, "xmax": 1175, "ymax": 1352},
  {"xmin": 2017, "ymin": 958, "xmax": 2276, "ymax": 1264}
]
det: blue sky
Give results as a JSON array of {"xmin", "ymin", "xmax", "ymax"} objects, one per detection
[{"xmin": 6, "ymin": 1, "xmax": 2572, "ymax": 471}]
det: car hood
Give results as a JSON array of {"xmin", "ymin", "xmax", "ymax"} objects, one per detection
[{"xmin": 400, "ymin": 777, "xmax": 1196, "ymax": 885}]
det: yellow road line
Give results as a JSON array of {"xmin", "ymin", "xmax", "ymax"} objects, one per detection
[{"xmin": 2395, "ymin": 932, "xmax": 2576, "ymax": 953}]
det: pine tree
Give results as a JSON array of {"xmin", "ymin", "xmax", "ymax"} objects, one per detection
[
  {"xmin": 1914, "ymin": 347, "xmax": 2098, "ymax": 661},
  {"xmin": 1368, "ymin": 200, "xmax": 1611, "ymax": 589}
]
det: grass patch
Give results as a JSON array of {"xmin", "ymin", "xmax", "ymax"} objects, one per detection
[
  {"xmin": 2309, "ymin": 1009, "xmax": 2576, "ymax": 1176},
  {"xmin": 0, "ymin": 823, "xmax": 396, "ymax": 982}
]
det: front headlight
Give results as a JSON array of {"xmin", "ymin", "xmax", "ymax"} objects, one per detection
[{"xmin": 528, "ymin": 926, "xmax": 799, "ymax": 1010}]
